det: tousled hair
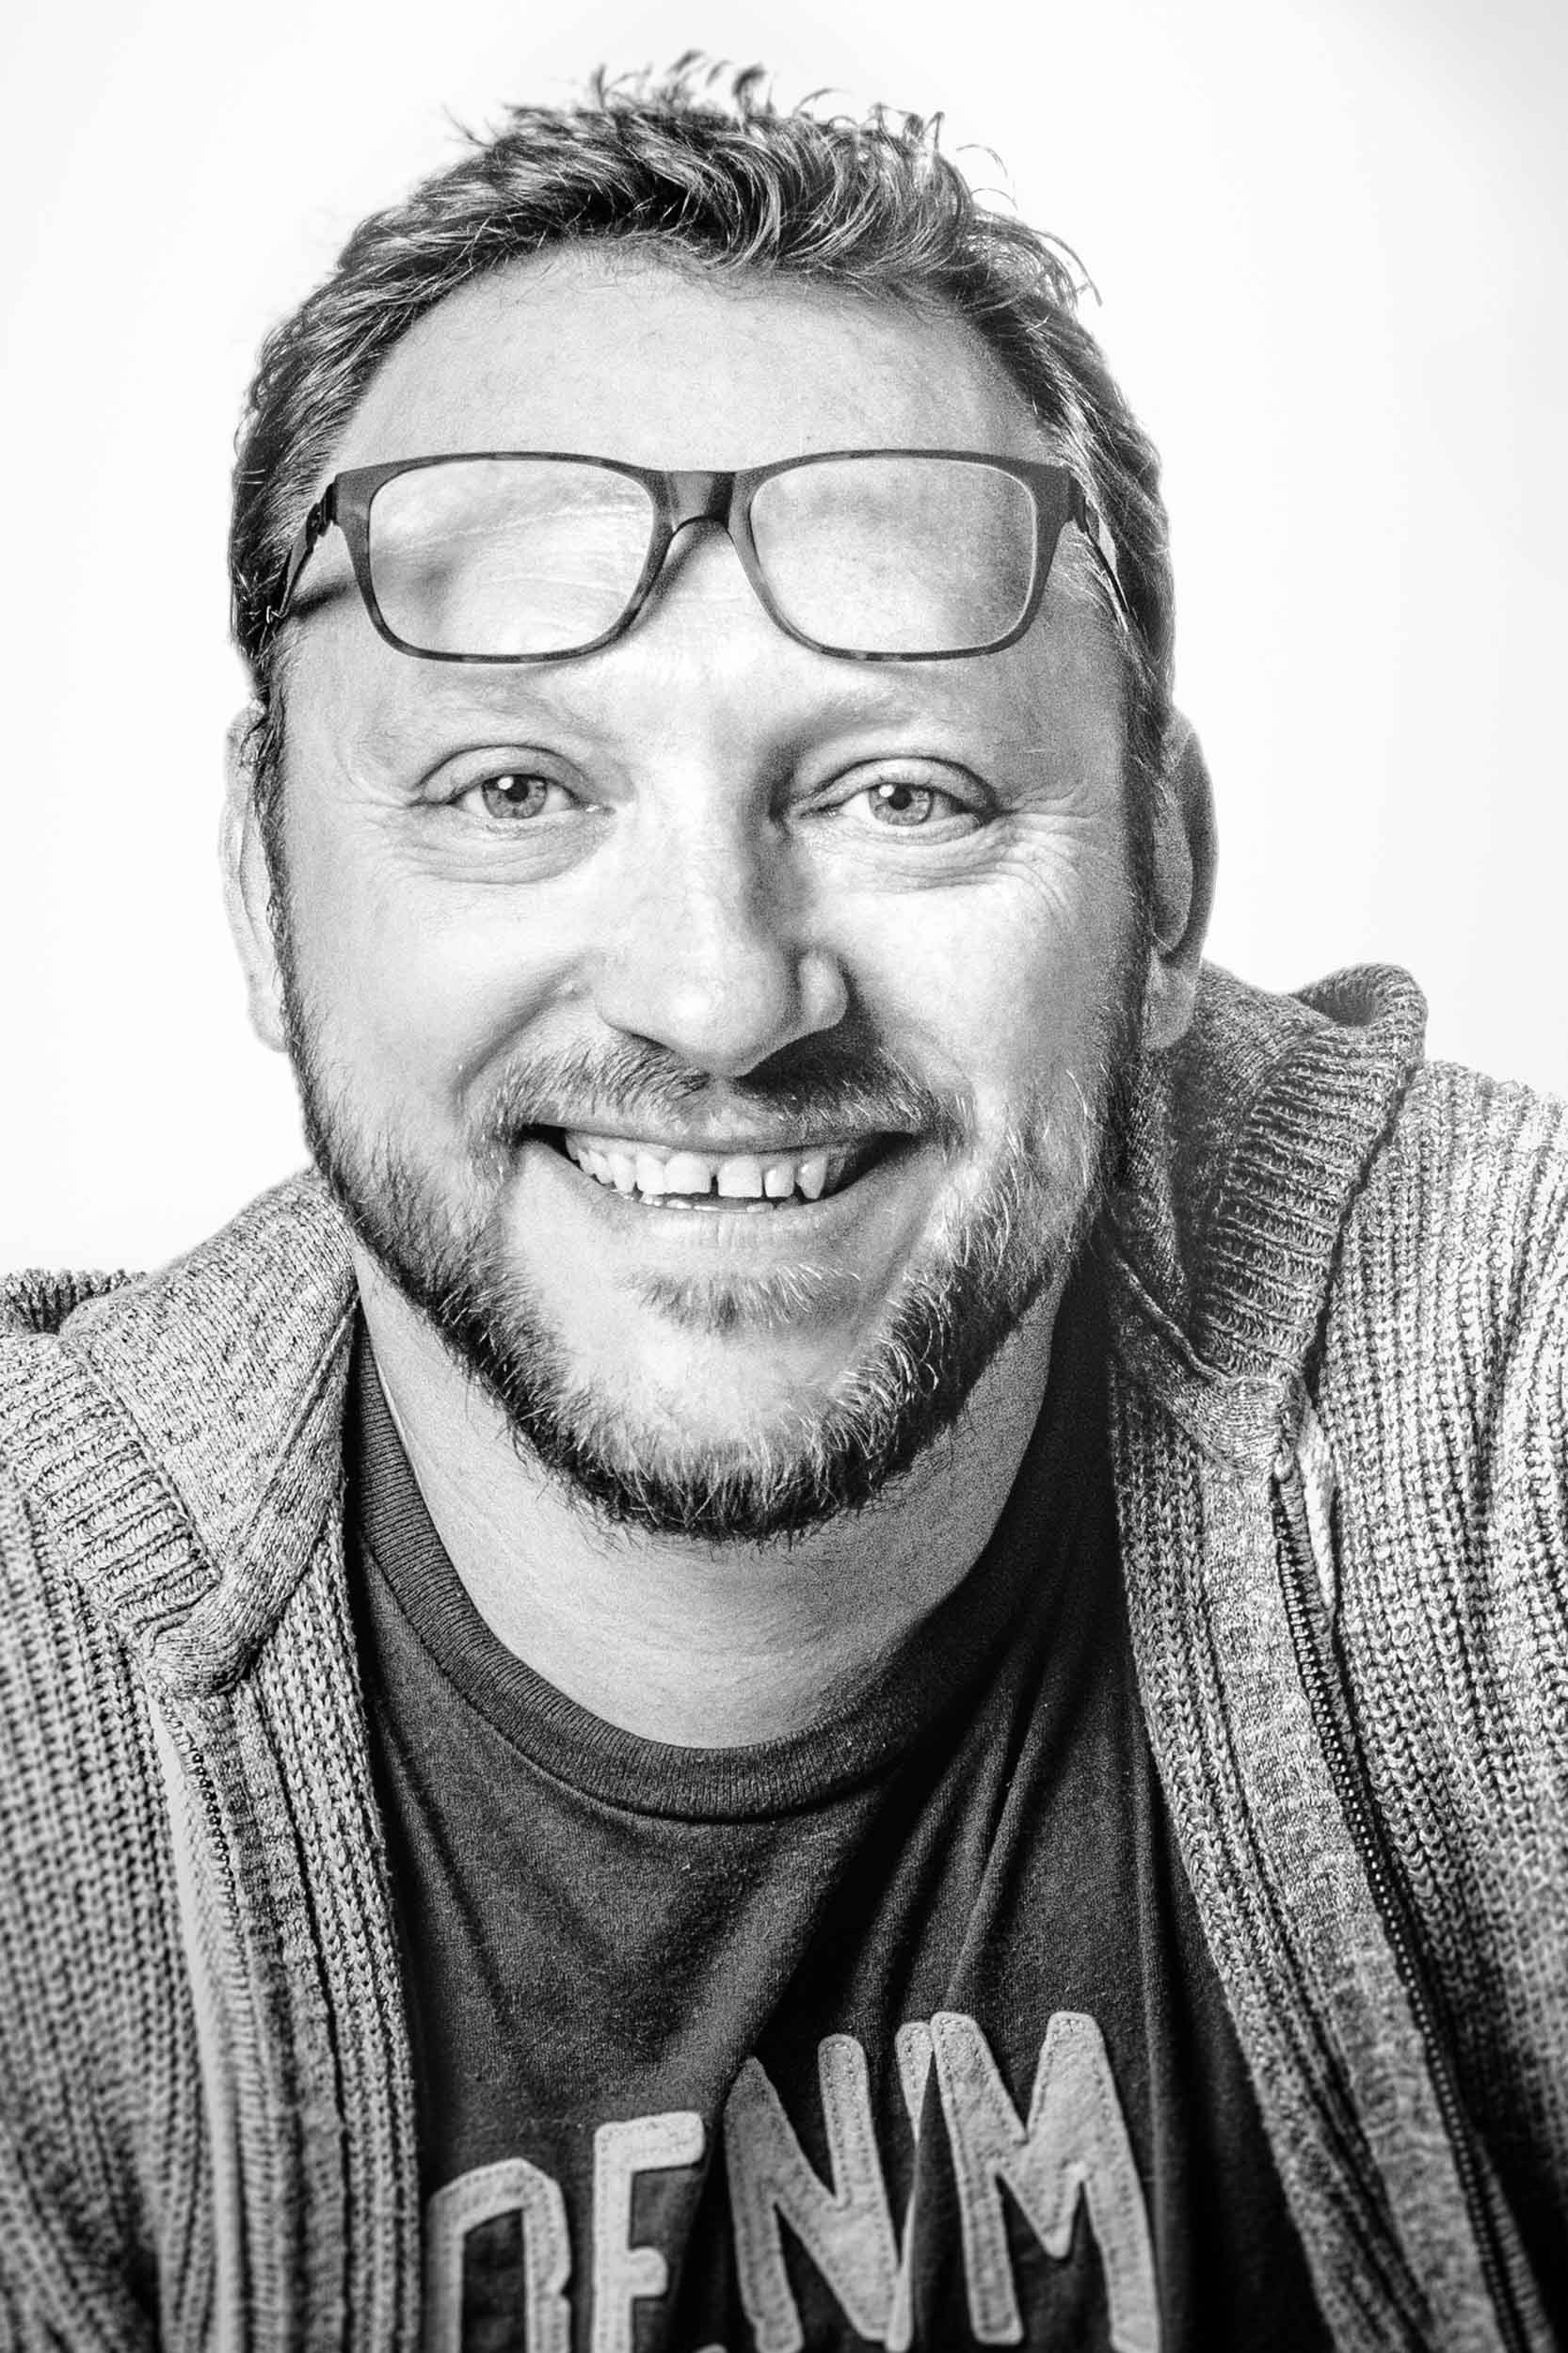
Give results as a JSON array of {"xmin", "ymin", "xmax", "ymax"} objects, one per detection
[{"xmin": 231, "ymin": 58, "xmax": 1176, "ymax": 878}]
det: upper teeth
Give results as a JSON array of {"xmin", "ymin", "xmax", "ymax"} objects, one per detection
[{"xmin": 561, "ymin": 1133, "xmax": 851, "ymax": 1202}]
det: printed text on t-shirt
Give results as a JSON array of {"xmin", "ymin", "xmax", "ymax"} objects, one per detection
[{"xmin": 424, "ymin": 2009, "xmax": 1160, "ymax": 2352}]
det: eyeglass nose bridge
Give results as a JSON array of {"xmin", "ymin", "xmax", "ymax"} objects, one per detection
[
  {"xmin": 661, "ymin": 469, "xmax": 741, "ymax": 531},
  {"xmin": 655, "ymin": 468, "xmax": 752, "ymax": 577},
  {"xmin": 629, "ymin": 466, "xmax": 775, "ymax": 633}
]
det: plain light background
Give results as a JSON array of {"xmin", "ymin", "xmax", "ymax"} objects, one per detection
[{"xmin": 2, "ymin": 0, "xmax": 1563, "ymax": 1271}]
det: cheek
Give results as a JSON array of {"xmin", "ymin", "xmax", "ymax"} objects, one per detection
[
  {"xmin": 839, "ymin": 856, "xmax": 1133, "ymax": 1115},
  {"xmin": 277, "ymin": 792, "xmax": 561, "ymax": 1109}
]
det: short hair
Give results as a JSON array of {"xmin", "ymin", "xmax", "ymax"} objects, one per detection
[{"xmin": 231, "ymin": 60, "xmax": 1176, "ymax": 880}]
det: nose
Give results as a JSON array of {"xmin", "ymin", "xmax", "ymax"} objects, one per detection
[{"xmin": 586, "ymin": 810, "xmax": 850, "ymax": 1078}]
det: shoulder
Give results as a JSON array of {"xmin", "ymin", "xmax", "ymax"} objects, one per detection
[
  {"xmin": 1336, "ymin": 1057, "xmax": 1568, "ymax": 1384},
  {"xmin": 0, "ymin": 1173, "xmax": 357, "ymax": 1687},
  {"xmin": 1113, "ymin": 961, "xmax": 1564, "ymax": 1485},
  {"xmin": 1379, "ymin": 1053, "xmax": 1566, "ymax": 1227},
  {"xmin": 0, "ymin": 1173, "xmax": 355, "ymax": 1490}
]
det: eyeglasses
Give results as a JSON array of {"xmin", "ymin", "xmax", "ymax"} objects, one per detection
[{"xmin": 270, "ymin": 448, "xmax": 1129, "ymax": 664}]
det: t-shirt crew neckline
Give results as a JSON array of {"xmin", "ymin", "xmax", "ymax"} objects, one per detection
[{"xmin": 352, "ymin": 1272, "xmax": 1102, "ymax": 1827}]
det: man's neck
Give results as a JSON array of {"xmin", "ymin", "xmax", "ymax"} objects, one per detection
[{"xmin": 355, "ymin": 1254, "xmax": 1058, "ymax": 1749}]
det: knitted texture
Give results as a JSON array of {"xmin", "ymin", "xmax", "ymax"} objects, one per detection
[
  {"xmin": 0, "ymin": 1188, "xmax": 422, "ymax": 2350},
  {"xmin": 1106, "ymin": 973, "xmax": 1567, "ymax": 2351},
  {"xmin": 0, "ymin": 963, "xmax": 1564, "ymax": 2348},
  {"xmin": 1316, "ymin": 1065, "xmax": 1568, "ymax": 2321}
]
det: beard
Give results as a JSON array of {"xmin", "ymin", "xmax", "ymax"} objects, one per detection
[{"xmin": 281, "ymin": 956, "xmax": 1144, "ymax": 1545}]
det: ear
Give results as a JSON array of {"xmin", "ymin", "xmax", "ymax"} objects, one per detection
[
  {"xmin": 221, "ymin": 708, "xmax": 289, "ymax": 1054},
  {"xmin": 1141, "ymin": 713, "xmax": 1218, "ymax": 1052}
]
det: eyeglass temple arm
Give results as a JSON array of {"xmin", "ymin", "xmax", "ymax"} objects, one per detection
[
  {"xmin": 1070, "ymin": 482, "xmax": 1132, "ymax": 627},
  {"xmin": 264, "ymin": 484, "xmax": 341, "ymax": 633}
]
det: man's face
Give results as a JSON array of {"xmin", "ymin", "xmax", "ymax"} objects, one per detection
[{"xmin": 253, "ymin": 252, "xmax": 1149, "ymax": 1539}]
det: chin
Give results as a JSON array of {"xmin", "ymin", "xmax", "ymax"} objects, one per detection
[{"xmin": 553, "ymin": 1302, "xmax": 915, "ymax": 1467}]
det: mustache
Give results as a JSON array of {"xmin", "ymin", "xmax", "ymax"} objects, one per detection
[{"xmin": 473, "ymin": 1036, "xmax": 968, "ymax": 1154}]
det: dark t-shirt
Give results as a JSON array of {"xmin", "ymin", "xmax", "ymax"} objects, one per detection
[{"xmin": 347, "ymin": 1278, "xmax": 1328, "ymax": 2352}]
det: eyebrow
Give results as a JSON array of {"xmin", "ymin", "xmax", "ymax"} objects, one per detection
[{"xmin": 349, "ymin": 641, "xmax": 972, "ymax": 756}]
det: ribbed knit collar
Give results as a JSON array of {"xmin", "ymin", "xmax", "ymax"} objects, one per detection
[
  {"xmin": 0, "ymin": 960, "xmax": 1429, "ymax": 1695},
  {"xmin": 1103, "ymin": 961, "xmax": 1427, "ymax": 1464}
]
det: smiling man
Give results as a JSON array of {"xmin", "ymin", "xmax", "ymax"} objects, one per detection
[{"xmin": 2, "ymin": 64, "xmax": 1566, "ymax": 2353}]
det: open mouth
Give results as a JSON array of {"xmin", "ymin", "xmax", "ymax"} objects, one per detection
[{"xmin": 552, "ymin": 1128, "xmax": 894, "ymax": 1209}]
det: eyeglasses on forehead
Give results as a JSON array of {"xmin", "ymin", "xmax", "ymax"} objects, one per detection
[{"xmin": 268, "ymin": 447, "xmax": 1131, "ymax": 665}]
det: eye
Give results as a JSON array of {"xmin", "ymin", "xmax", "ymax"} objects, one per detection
[
  {"xmin": 835, "ymin": 771, "xmax": 988, "ymax": 832},
  {"xmin": 457, "ymin": 771, "xmax": 581, "ymax": 824},
  {"xmin": 861, "ymin": 779, "xmax": 948, "ymax": 827}
]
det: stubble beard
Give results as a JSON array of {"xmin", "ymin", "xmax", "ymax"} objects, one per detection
[{"xmin": 280, "ymin": 957, "xmax": 1144, "ymax": 1545}]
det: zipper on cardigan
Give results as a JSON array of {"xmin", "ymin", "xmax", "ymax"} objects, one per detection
[{"xmin": 1272, "ymin": 1448, "xmax": 1530, "ymax": 2353}]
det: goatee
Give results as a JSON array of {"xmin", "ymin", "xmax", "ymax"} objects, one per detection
[{"xmin": 286, "ymin": 1004, "xmax": 1142, "ymax": 1543}]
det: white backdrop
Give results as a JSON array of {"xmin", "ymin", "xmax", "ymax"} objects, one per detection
[{"xmin": 2, "ymin": 0, "xmax": 1563, "ymax": 1271}]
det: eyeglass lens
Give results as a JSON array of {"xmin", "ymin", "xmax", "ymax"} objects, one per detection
[
  {"xmin": 368, "ymin": 460, "xmax": 657, "ymax": 656},
  {"xmin": 749, "ymin": 456, "xmax": 1037, "ymax": 654},
  {"xmin": 364, "ymin": 455, "xmax": 1043, "ymax": 659}
]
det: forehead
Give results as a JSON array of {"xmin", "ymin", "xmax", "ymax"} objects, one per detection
[{"xmin": 330, "ymin": 248, "xmax": 1048, "ymax": 474}]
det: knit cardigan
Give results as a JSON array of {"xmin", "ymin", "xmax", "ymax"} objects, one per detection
[{"xmin": 0, "ymin": 964, "xmax": 1564, "ymax": 2352}]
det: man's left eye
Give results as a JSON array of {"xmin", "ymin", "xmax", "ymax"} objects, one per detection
[
  {"xmin": 849, "ymin": 777, "xmax": 977, "ymax": 829},
  {"xmin": 463, "ymin": 773, "xmax": 577, "ymax": 823}
]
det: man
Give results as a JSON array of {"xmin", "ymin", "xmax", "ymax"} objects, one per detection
[{"xmin": 1, "ymin": 62, "xmax": 1563, "ymax": 2353}]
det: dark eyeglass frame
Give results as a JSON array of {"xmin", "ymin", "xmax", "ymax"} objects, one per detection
[{"xmin": 270, "ymin": 446, "xmax": 1131, "ymax": 664}]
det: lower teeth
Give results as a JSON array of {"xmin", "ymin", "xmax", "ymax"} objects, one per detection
[{"xmin": 634, "ymin": 1189, "xmax": 792, "ymax": 1206}]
